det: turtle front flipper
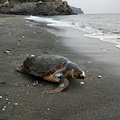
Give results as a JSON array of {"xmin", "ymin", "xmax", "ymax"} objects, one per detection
[
  {"xmin": 43, "ymin": 78, "xmax": 69, "ymax": 94},
  {"xmin": 16, "ymin": 65, "xmax": 26, "ymax": 74}
]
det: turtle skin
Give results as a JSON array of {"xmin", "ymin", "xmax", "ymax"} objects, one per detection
[{"xmin": 16, "ymin": 55, "xmax": 85, "ymax": 94}]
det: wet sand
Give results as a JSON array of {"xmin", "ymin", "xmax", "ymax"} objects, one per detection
[
  {"xmin": 0, "ymin": 14, "xmax": 120, "ymax": 120},
  {"xmin": 57, "ymin": 27, "xmax": 120, "ymax": 76}
]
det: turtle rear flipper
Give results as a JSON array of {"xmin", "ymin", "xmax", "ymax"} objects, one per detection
[{"xmin": 43, "ymin": 78, "xmax": 69, "ymax": 94}]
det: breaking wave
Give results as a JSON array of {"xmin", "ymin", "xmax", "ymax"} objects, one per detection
[{"xmin": 25, "ymin": 14, "xmax": 120, "ymax": 49}]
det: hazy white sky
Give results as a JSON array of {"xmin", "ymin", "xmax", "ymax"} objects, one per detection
[{"xmin": 66, "ymin": 0, "xmax": 120, "ymax": 14}]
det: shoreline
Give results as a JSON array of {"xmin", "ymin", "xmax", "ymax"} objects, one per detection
[
  {"xmin": 0, "ymin": 14, "xmax": 120, "ymax": 120},
  {"xmin": 50, "ymin": 26, "xmax": 120, "ymax": 76}
]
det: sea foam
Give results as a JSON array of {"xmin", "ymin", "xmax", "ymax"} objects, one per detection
[{"xmin": 25, "ymin": 15, "xmax": 120, "ymax": 49}]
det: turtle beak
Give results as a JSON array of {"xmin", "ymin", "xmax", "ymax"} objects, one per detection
[{"xmin": 80, "ymin": 71, "xmax": 85, "ymax": 79}]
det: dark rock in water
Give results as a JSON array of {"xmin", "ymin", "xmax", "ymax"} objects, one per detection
[
  {"xmin": 0, "ymin": 1, "xmax": 75, "ymax": 15},
  {"xmin": 70, "ymin": 6, "xmax": 84, "ymax": 14}
]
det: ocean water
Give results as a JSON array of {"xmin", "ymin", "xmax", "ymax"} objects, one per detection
[{"xmin": 26, "ymin": 14, "xmax": 120, "ymax": 49}]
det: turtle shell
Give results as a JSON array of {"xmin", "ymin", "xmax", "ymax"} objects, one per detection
[{"xmin": 23, "ymin": 55, "xmax": 69, "ymax": 77}]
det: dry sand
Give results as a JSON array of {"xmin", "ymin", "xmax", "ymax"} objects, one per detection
[{"xmin": 0, "ymin": 14, "xmax": 120, "ymax": 120}]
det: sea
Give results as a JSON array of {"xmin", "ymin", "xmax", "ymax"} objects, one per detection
[{"xmin": 25, "ymin": 14, "xmax": 120, "ymax": 49}]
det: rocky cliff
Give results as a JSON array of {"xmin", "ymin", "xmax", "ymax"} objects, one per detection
[
  {"xmin": 70, "ymin": 6, "xmax": 84, "ymax": 14},
  {"xmin": 0, "ymin": 1, "xmax": 75, "ymax": 15}
]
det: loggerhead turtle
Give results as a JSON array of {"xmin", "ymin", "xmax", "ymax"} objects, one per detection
[{"xmin": 16, "ymin": 55, "xmax": 85, "ymax": 94}]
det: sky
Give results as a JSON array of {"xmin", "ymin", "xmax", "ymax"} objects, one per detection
[{"xmin": 66, "ymin": 0, "xmax": 120, "ymax": 14}]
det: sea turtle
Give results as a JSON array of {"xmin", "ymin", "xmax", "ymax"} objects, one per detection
[{"xmin": 16, "ymin": 55, "xmax": 85, "ymax": 94}]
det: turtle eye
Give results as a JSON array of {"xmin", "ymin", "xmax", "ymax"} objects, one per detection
[{"xmin": 74, "ymin": 71, "xmax": 80, "ymax": 78}]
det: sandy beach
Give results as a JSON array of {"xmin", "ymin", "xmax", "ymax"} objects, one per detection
[{"xmin": 0, "ymin": 14, "xmax": 120, "ymax": 120}]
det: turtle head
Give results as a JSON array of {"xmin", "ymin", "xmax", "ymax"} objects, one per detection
[
  {"xmin": 73, "ymin": 68, "xmax": 85, "ymax": 79},
  {"xmin": 66, "ymin": 61, "xmax": 85, "ymax": 79}
]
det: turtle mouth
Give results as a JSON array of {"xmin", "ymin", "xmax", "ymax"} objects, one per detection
[{"xmin": 80, "ymin": 71, "xmax": 85, "ymax": 79}]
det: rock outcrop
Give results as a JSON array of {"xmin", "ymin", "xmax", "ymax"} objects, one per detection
[
  {"xmin": 70, "ymin": 6, "xmax": 84, "ymax": 14},
  {"xmin": 0, "ymin": 1, "xmax": 75, "ymax": 15}
]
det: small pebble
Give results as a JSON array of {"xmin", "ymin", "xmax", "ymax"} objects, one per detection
[
  {"xmin": 31, "ymin": 54, "xmax": 35, "ymax": 57},
  {"xmin": 8, "ymin": 102, "xmax": 11, "ymax": 105},
  {"xmin": 33, "ymin": 80, "xmax": 39, "ymax": 86},
  {"xmin": 4, "ymin": 50, "xmax": 11, "ymax": 54},
  {"xmin": 88, "ymin": 61, "xmax": 92, "ymax": 63},
  {"xmin": 2, "ymin": 108, "xmax": 6, "ymax": 111},
  {"xmin": 15, "ymin": 103, "xmax": 18, "ymax": 106},
  {"xmin": 47, "ymin": 108, "xmax": 50, "ymax": 111},
  {"xmin": 14, "ymin": 84, "xmax": 18, "ymax": 86},
  {"xmin": 80, "ymin": 82, "xmax": 85, "ymax": 85},
  {"xmin": 6, "ymin": 98, "xmax": 8, "ymax": 101},
  {"xmin": 6, "ymin": 92, "xmax": 9, "ymax": 96},
  {"xmin": 2, "ymin": 106, "xmax": 6, "ymax": 111},
  {"xmin": 98, "ymin": 75, "xmax": 102, "ymax": 78},
  {"xmin": 17, "ymin": 95, "xmax": 19, "ymax": 97},
  {"xmin": 0, "ymin": 96, "xmax": 2, "ymax": 99},
  {"xmin": 4, "ymin": 106, "xmax": 6, "ymax": 109}
]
